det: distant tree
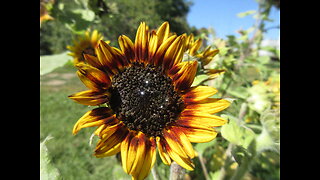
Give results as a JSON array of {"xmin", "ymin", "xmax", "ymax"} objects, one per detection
[{"xmin": 40, "ymin": 0, "xmax": 194, "ymax": 55}]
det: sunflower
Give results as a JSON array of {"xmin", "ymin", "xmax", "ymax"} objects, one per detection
[
  {"xmin": 67, "ymin": 30, "xmax": 104, "ymax": 65},
  {"xmin": 69, "ymin": 22, "xmax": 231, "ymax": 180},
  {"xmin": 40, "ymin": 0, "xmax": 54, "ymax": 24}
]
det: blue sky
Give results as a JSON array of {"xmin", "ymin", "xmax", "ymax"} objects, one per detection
[{"xmin": 187, "ymin": 0, "xmax": 280, "ymax": 40}]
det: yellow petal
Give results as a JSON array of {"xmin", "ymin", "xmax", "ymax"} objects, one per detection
[
  {"xmin": 72, "ymin": 107, "xmax": 114, "ymax": 135},
  {"xmin": 68, "ymin": 90, "xmax": 110, "ymax": 106},
  {"xmin": 83, "ymin": 54, "xmax": 103, "ymax": 70},
  {"xmin": 94, "ymin": 124, "xmax": 108, "ymax": 136},
  {"xmin": 96, "ymin": 40, "xmax": 125, "ymax": 74},
  {"xmin": 201, "ymin": 49, "xmax": 219, "ymax": 66},
  {"xmin": 189, "ymin": 38, "xmax": 202, "ymax": 56},
  {"xmin": 153, "ymin": 35, "xmax": 177, "ymax": 66},
  {"xmin": 148, "ymin": 31, "xmax": 158, "ymax": 63},
  {"xmin": 95, "ymin": 142, "xmax": 121, "ymax": 158},
  {"xmin": 130, "ymin": 133, "xmax": 147, "ymax": 176},
  {"xmin": 126, "ymin": 134, "xmax": 139, "ymax": 174},
  {"xmin": 156, "ymin": 137, "xmax": 172, "ymax": 165},
  {"xmin": 182, "ymin": 86, "xmax": 218, "ymax": 104},
  {"xmin": 179, "ymin": 125, "xmax": 218, "ymax": 143},
  {"xmin": 185, "ymin": 98, "xmax": 231, "ymax": 114},
  {"xmin": 178, "ymin": 113, "xmax": 228, "ymax": 128},
  {"xmin": 163, "ymin": 139, "xmax": 194, "ymax": 171},
  {"xmin": 186, "ymin": 34, "xmax": 194, "ymax": 49},
  {"xmin": 156, "ymin": 21, "xmax": 170, "ymax": 45},
  {"xmin": 118, "ymin": 35, "xmax": 135, "ymax": 63},
  {"xmin": 162, "ymin": 34, "xmax": 187, "ymax": 70},
  {"xmin": 163, "ymin": 129, "xmax": 188, "ymax": 158},
  {"xmin": 205, "ymin": 69, "xmax": 226, "ymax": 79},
  {"xmin": 132, "ymin": 137, "xmax": 157, "ymax": 180},
  {"xmin": 171, "ymin": 126, "xmax": 195, "ymax": 158},
  {"xmin": 95, "ymin": 124, "xmax": 128, "ymax": 155},
  {"xmin": 121, "ymin": 132, "xmax": 134, "ymax": 174},
  {"xmin": 172, "ymin": 61, "xmax": 198, "ymax": 91},
  {"xmin": 76, "ymin": 62, "xmax": 111, "ymax": 91},
  {"xmin": 134, "ymin": 22, "xmax": 149, "ymax": 62}
]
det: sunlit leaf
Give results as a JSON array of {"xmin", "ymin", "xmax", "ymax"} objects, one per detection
[
  {"xmin": 40, "ymin": 51, "xmax": 70, "ymax": 75},
  {"xmin": 221, "ymin": 115, "xmax": 256, "ymax": 149},
  {"xmin": 40, "ymin": 136, "xmax": 60, "ymax": 180},
  {"xmin": 72, "ymin": 9, "xmax": 95, "ymax": 21},
  {"xmin": 192, "ymin": 74, "xmax": 209, "ymax": 86},
  {"xmin": 237, "ymin": 10, "xmax": 256, "ymax": 18}
]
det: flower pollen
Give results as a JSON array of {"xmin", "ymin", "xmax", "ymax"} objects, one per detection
[{"xmin": 109, "ymin": 63, "xmax": 184, "ymax": 137}]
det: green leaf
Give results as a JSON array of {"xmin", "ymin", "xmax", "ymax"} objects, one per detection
[
  {"xmin": 72, "ymin": 9, "xmax": 95, "ymax": 22},
  {"xmin": 237, "ymin": 10, "xmax": 256, "ymax": 18},
  {"xmin": 192, "ymin": 74, "xmax": 209, "ymax": 86},
  {"xmin": 40, "ymin": 51, "xmax": 71, "ymax": 75},
  {"xmin": 226, "ymin": 86, "xmax": 249, "ymax": 99},
  {"xmin": 221, "ymin": 115, "xmax": 256, "ymax": 149},
  {"xmin": 255, "ymin": 128, "xmax": 275, "ymax": 153},
  {"xmin": 40, "ymin": 136, "xmax": 60, "ymax": 180},
  {"xmin": 256, "ymin": 109, "xmax": 280, "ymax": 153},
  {"xmin": 257, "ymin": 56, "xmax": 271, "ymax": 64},
  {"xmin": 209, "ymin": 170, "xmax": 221, "ymax": 180}
]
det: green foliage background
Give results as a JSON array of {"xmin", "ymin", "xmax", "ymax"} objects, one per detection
[{"xmin": 40, "ymin": 0, "xmax": 280, "ymax": 179}]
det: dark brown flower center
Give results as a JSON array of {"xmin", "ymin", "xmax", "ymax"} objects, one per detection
[
  {"xmin": 80, "ymin": 46, "xmax": 96, "ymax": 61},
  {"xmin": 109, "ymin": 63, "xmax": 184, "ymax": 137}
]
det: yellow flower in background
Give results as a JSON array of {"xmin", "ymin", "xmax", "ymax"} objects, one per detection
[
  {"xmin": 67, "ymin": 30, "xmax": 104, "ymax": 65},
  {"xmin": 68, "ymin": 22, "xmax": 231, "ymax": 180},
  {"xmin": 196, "ymin": 47, "xmax": 219, "ymax": 66},
  {"xmin": 185, "ymin": 34, "xmax": 220, "ymax": 66},
  {"xmin": 186, "ymin": 34, "xmax": 203, "ymax": 56},
  {"xmin": 40, "ymin": 0, "xmax": 54, "ymax": 24}
]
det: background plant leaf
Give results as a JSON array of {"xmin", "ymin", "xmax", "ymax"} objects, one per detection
[
  {"xmin": 40, "ymin": 136, "xmax": 60, "ymax": 180},
  {"xmin": 40, "ymin": 51, "xmax": 70, "ymax": 75}
]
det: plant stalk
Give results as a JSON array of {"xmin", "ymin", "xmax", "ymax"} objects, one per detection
[
  {"xmin": 198, "ymin": 153, "xmax": 210, "ymax": 180},
  {"xmin": 169, "ymin": 162, "xmax": 185, "ymax": 180},
  {"xmin": 151, "ymin": 165, "xmax": 161, "ymax": 180}
]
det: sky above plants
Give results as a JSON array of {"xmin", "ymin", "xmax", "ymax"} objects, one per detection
[{"xmin": 187, "ymin": 0, "xmax": 280, "ymax": 40}]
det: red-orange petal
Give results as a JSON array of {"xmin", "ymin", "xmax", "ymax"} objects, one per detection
[
  {"xmin": 76, "ymin": 62, "xmax": 111, "ymax": 91},
  {"xmin": 178, "ymin": 124, "xmax": 218, "ymax": 143},
  {"xmin": 94, "ymin": 123, "xmax": 128, "ymax": 156},
  {"xmin": 72, "ymin": 107, "xmax": 115, "ymax": 135},
  {"xmin": 162, "ymin": 34, "xmax": 187, "ymax": 71},
  {"xmin": 135, "ymin": 137, "xmax": 156, "ymax": 180},
  {"xmin": 163, "ymin": 129, "xmax": 188, "ymax": 158},
  {"xmin": 121, "ymin": 131, "xmax": 135, "ymax": 174},
  {"xmin": 182, "ymin": 86, "xmax": 218, "ymax": 104},
  {"xmin": 134, "ymin": 22, "xmax": 149, "ymax": 63},
  {"xmin": 152, "ymin": 35, "xmax": 177, "ymax": 67},
  {"xmin": 118, "ymin": 35, "xmax": 135, "ymax": 63},
  {"xmin": 177, "ymin": 113, "xmax": 228, "ymax": 128},
  {"xmin": 170, "ymin": 126, "xmax": 195, "ymax": 158},
  {"xmin": 156, "ymin": 21, "xmax": 170, "ymax": 45},
  {"xmin": 162, "ymin": 137, "xmax": 194, "ymax": 170},
  {"xmin": 156, "ymin": 137, "xmax": 172, "ymax": 165},
  {"xmin": 171, "ymin": 61, "xmax": 198, "ymax": 91},
  {"xmin": 184, "ymin": 98, "xmax": 231, "ymax": 114},
  {"xmin": 68, "ymin": 90, "xmax": 110, "ymax": 106}
]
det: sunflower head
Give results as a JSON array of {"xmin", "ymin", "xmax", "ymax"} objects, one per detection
[
  {"xmin": 67, "ymin": 30, "xmax": 104, "ymax": 65},
  {"xmin": 69, "ymin": 22, "xmax": 231, "ymax": 180}
]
